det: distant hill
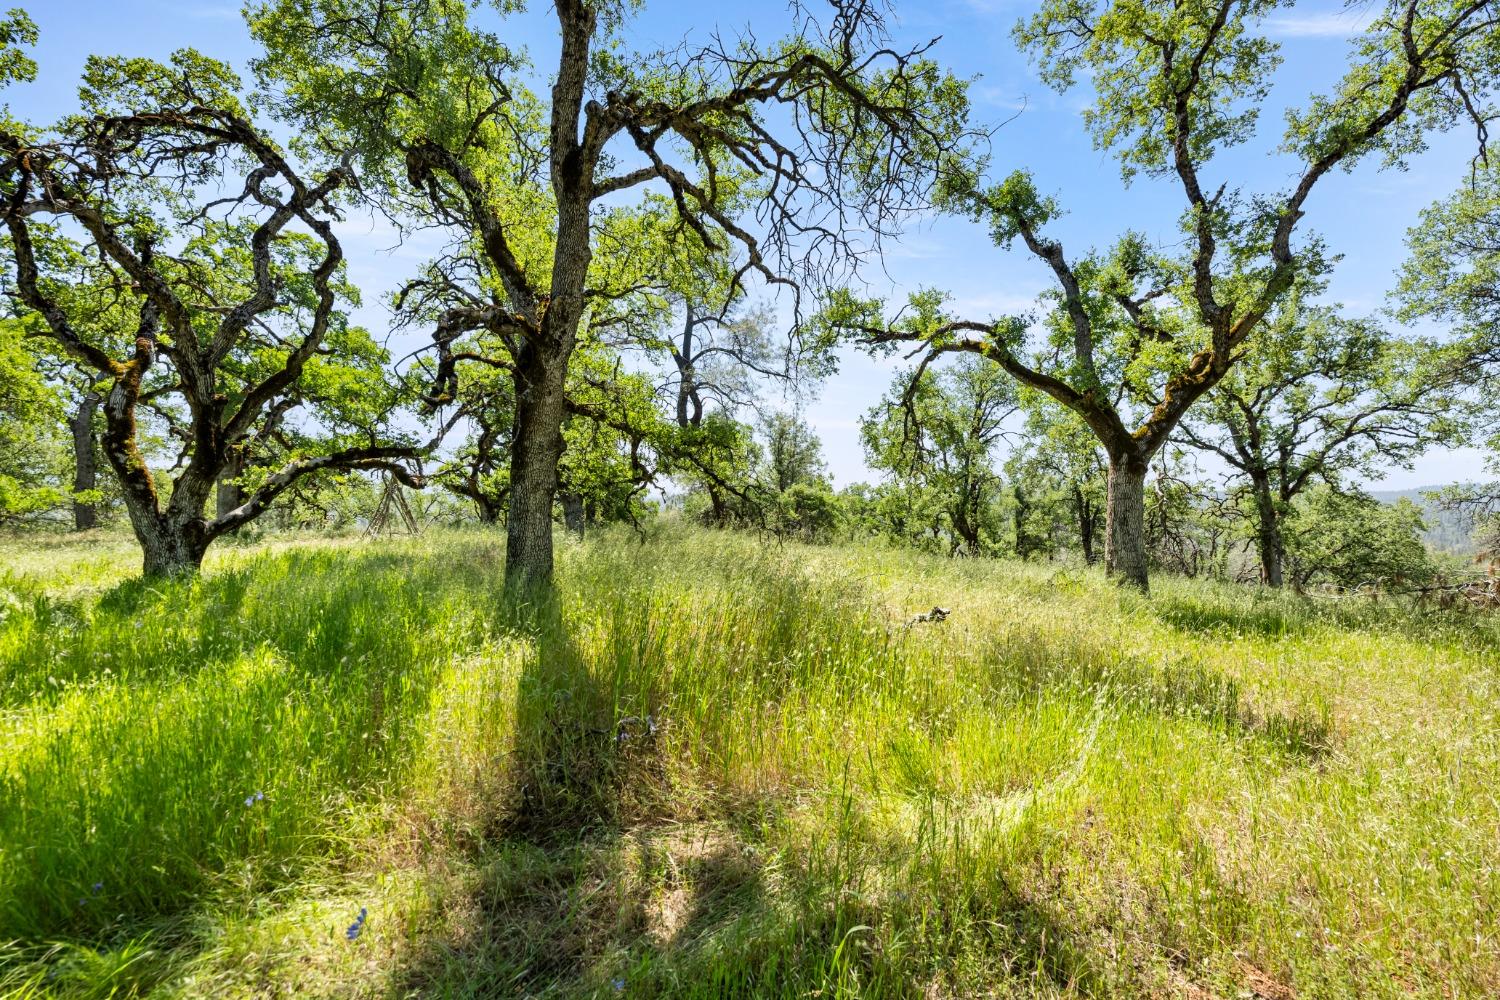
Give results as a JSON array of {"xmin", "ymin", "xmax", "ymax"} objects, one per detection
[{"xmin": 1369, "ymin": 486, "xmax": 1478, "ymax": 553}]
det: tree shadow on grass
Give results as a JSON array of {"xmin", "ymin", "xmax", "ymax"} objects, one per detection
[
  {"xmin": 387, "ymin": 812, "xmax": 1109, "ymax": 999},
  {"xmin": 378, "ymin": 570, "xmax": 725, "ymax": 993},
  {"xmin": 492, "ymin": 583, "xmax": 650, "ymax": 842},
  {"xmin": 388, "ymin": 634, "xmax": 1109, "ymax": 997},
  {"xmin": 385, "ymin": 579, "xmax": 650, "ymax": 995},
  {"xmin": 1151, "ymin": 595, "xmax": 1308, "ymax": 640},
  {"xmin": 383, "ymin": 578, "xmax": 1119, "ymax": 999},
  {"xmin": 990, "ymin": 637, "xmax": 1331, "ymax": 760}
]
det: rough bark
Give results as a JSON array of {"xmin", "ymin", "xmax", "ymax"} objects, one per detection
[
  {"xmin": 138, "ymin": 514, "xmax": 211, "ymax": 577},
  {"xmin": 1105, "ymin": 457, "xmax": 1150, "ymax": 592},
  {"xmin": 498, "ymin": 0, "xmax": 594, "ymax": 591},
  {"xmin": 69, "ymin": 390, "xmax": 100, "ymax": 531},
  {"xmin": 505, "ymin": 346, "xmax": 572, "ymax": 589},
  {"xmin": 97, "ymin": 317, "xmax": 209, "ymax": 576}
]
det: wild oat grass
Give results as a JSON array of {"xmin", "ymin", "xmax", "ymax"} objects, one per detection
[{"xmin": 0, "ymin": 526, "xmax": 1496, "ymax": 997}]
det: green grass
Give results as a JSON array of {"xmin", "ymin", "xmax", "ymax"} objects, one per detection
[{"xmin": 0, "ymin": 525, "xmax": 1497, "ymax": 997}]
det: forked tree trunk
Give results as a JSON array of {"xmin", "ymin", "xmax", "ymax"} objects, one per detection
[
  {"xmin": 1104, "ymin": 457, "xmax": 1150, "ymax": 591},
  {"xmin": 101, "ymin": 340, "xmax": 217, "ymax": 577},
  {"xmin": 951, "ymin": 499, "xmax": 980, "ymax": 556},
  {"xmin": 69, "ymin": 390, "xmax": 101, "ymax": 531},
  {"xmin": 476, "ymin": 496, "xmax": 502, "ymax": 524},
  {"xmin": 1250, "ymin": 473, "xmax": 1285, "ymax": 587},
  {"xmin": 137, "ymin": 514, "xmax": 212, "ymax": 577},
  {"xmin": 673, "ymin": 307, "xmax": 705, "ymax": 430}
]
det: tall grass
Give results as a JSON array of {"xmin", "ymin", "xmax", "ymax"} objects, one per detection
[{"xmin": 0, "ymin": 527, "xmax": 1496, "ymax": 997}]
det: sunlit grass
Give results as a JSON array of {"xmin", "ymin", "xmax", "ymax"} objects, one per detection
[{"xmin": 0, "ymin": 525, "xmax": 1496, "ymax": 997}]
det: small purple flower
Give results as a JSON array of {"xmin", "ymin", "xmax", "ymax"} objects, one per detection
[
  {"xmin": 244, "ymin": 791, "xmax": 265, "ymax": 808},
  {"xmin": 612, "ymin": 977, "xmax": 625, "ymax": 992},
  {"xmin": 346, "ymin": 906, "xmax": 368, "ymax": 941},
  {"xmin": 91, "ymin": 882, "xmax": 103, "ymax": 894}
]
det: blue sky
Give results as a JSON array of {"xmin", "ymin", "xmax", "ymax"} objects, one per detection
[{"xmin": 11, "ymin": 0, "xmax": 1489, "ymax": 489}]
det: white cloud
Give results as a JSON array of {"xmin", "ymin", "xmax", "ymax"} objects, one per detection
[
  {"xmin": 949, "ymin": 289, "xmax": 1047, "ymax": 317},
  {"xmin": 1265, "ymin": 10, "xmax": 1377, "ymax": 39},
  {"xmin": 974, "ymin": 85, "xmax": 1033, "ymax": 113}
]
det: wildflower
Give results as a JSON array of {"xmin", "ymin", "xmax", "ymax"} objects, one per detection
[
  {"xmin": 346, "ymin": 906, "xmax": 368, "ymax": 941},
  {"xmin": 244, "ymin": 791, "xmax": 265, "ymax": 808},
  {"xmin": 612, "ymin": 977, "xmax": 625, "ymax": 992},
  {"xmin": 91, "ymin": 882, "xmax": 103, "ymax": 894}
]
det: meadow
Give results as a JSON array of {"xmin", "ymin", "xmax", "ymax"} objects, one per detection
[{"xmin": 0, "ymin": 526, "xmax": 1496, "ymax": 998}]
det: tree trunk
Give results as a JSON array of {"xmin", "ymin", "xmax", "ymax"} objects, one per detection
[
  {"xmin": 1105, "ymin": 457, "xmax": 1150, "ymax": 591},
  {"xmin": 707, "ymin": 484, "xmax": 726, "ymax": 525},
  {"xmin": 69, "ymin": 390, "xmax": 101, "ymax": 531},
  {"xmin": 1250, "ymin": 473, "xmax": 1285, "ymax": 587},
  {"xmin": 1013, "ymin": 485, "xmax": 1033, "ymax": 558},
  {"xmin": 561, "ymin": 491, "xmax": 585, "ymax": 537},
  {"xmin": 505, "ymin": 348, "xmax": 570, "ymax": 590},
  {"xmin": 138, "ymin": 514, "xmax": 211, "ymax": 577},
  {"xmin": 1075, "ymin": 484, "xmax": 1097, "ymax": 565},
  {"xmin": 675, "ymin": 307, "xmax": 695, "ymax": 428},
  {"xmin": 216, "ymin": 448, "xmax": 246, "ymax": 527},
  {"xmin": 500, "ymin": 0, "xmax": 594, "ymax": 592},
  {"xmin": 99, "ymin": 332, "xmax": 213, "ymax": 576},
  {"xmin": 951, "ymin": 501, "xmax": 980, "ymax": 556}
]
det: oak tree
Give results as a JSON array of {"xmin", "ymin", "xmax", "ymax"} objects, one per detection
[
  {"xmin": 251, "ymin": 0, "xmax": 972, "ymax": 589},
  {"xmin": 862, "ymin": 356, "xmax": 1015, "ymax": 555},
  {"xmin": 0, "ymin": 41, "xmax": 422, "ymax": 574},
  {"xmin": 1179, "ymin": 298, "xmax": 1462, "ymax": 586},
  {"xmin": 834, "ymin": 0, "xmax": 1500, "ymax": 590},
  {"xmin": 1400, "ymin": 156, "xmax": 1500, "ymax": 550}
]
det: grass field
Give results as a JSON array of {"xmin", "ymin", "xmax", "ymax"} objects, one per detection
[{"xmin": 0, "ymin": 526, "xmax": 1496, "ymax": 998}]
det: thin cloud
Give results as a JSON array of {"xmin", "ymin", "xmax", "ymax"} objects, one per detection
[
  {"xmin": 974, "ymin": 85, "xmax": 1032, "ymax": 113},
  {"xmin": 1265, "ymin": 10, "xmax": 1377, "ymax": 39}
]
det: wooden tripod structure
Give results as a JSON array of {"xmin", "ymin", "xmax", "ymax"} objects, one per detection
[{"xmin": 365, "ymin": 472, "xmax": 420, "ymax": 537}]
